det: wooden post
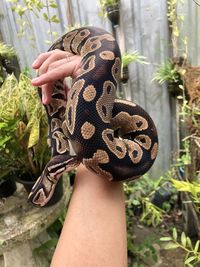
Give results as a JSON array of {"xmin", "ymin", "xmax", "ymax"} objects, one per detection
[{"xmin": 66, "ymin": 0, "xmax": 75, "ymax": 28}]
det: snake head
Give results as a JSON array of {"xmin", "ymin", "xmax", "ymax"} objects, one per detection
[
  {"xmin": 28, "ymin": 155, "xmax": 80, "ymax": 207},
  {"xmin": 28, "ymin": 175, "xmax": 56, "ymax": 207}
]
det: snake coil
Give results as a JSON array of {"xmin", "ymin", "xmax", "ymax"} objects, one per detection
[{"xmin": 28, "ymin": 26, "xmax": 158, "ymax": 206}]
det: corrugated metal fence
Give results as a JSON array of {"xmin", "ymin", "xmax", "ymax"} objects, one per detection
[{"xmin": 0, "ymin": 0, "xmax": 199, "ymax": 177}]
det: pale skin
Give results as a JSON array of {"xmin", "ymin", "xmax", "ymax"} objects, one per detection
[{"xmin": 32, "ymin": 50, "xmax": 128, "ymax": 267}]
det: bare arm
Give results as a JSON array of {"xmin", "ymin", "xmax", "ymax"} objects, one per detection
[
  {"xmin": 50, "ymin": 165, "xmax": 127, "ymax": 267},
  {"xmin": 32, "ymin": 51, "xmax": 127, "ymax": 267}
]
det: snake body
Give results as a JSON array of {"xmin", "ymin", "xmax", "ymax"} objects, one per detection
[{"xmin": 28, "ymin": 26, "xmax": 158, "ymax": 206}]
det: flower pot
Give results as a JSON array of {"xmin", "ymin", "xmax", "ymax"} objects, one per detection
[
  {"xmin": 16, "ymin": 174, "xmax": 63, "ymax": 207},
  {"xmin": 106, "ymin": 4, "xmax": 120, "ymax": 26},
  {"xmin": 0, "ymin": 177, "xmax": 17, "ymax": 198},
  {"xmin": 121, "ymin": 65, "xmax": 129, "ymax": 83}
]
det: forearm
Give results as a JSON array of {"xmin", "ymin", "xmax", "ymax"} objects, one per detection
[{"xmin": 50, "ymin": 164, "xmax": 127, "ymax": 267}]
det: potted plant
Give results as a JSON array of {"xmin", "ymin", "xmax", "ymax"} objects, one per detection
[
  {"xmin": 0, "ymin": 42, "xmax": 19, "ymax": 197},
  {"xmin": 0, "ymin": 74, "xmax": 63, "ymax": 204},
  {"xmin": 0, "ymin": 42, "xmax": 20, "ymax": 85},
  {"xmin": 121, "ymin": 51, "xmax": 149, "ymax": 83},
  {"xmin": 98, "ymin": 0, "xmax": 120, "ymax": 26},
  {"xmin": 152, "ymin": 58, "xmax": 184, "ymax": 97}
]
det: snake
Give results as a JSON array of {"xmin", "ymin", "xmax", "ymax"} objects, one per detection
[{"xmin": 28, "ymin": 26, "xmax": 158, "ymax": 207}]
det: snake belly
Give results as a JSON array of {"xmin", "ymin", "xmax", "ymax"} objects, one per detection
[{"xmin": 28, "ymin": 26, "xmax": 158, "ymax": 206}]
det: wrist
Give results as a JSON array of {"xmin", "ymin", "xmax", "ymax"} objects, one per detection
[{"xmin": 73, "ymin": 164, "xmax": 124, "ymax": 200}]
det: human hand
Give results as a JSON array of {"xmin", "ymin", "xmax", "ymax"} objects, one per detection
[{"xmin": 31, "ymin": 49, "xmax": 82, "ymax": 104}]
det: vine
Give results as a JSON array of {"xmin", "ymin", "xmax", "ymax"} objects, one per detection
[{"xmin": 7, "ymin": 0, "xmax": 60, "ymax": 46}]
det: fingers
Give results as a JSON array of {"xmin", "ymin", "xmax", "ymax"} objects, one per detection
[
  {"xmin": 32, "ymin": 57, "xmax": 78, "ymax": 86},
  {"xmin": 33, "ymin": 50, "xmax": 73, "ymax": 76},
  {"xmin": 31, "ymin": 50, "xmax": 82, "ymax": 105},
  {"xmin": 32, "ymin": 50, "xmax": 56, "ymax": 69},
  {"xmin": 41, "ymin": 83, "xmax": 54, "ymax": 104}
]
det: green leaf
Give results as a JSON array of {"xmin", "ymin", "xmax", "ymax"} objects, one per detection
[
  {"xmin": 0, "ymin": 122, "xmax": 7, "ymax": 129},
  {"xmin": 28, "ymin": 120, "xmax": 39, "ymax": 148},
  {"xmin": 0, "ymin": 135, "xmax": 12, "ymax": 147},
  {"xmin": 50, "ymin": 3, "xmax": 58, "ymax": 8},
  {"xmin": 172, "ymin": 228, "xmax": 177, "ymax": 241},
  {"xmin": 43, "ymin": 12, "xmax": 49, "ymax": 22},
  {"xmin": 163, "ymin": 242, "xmax": 179, "ymax": 250},
  {"xmin": 50, "ymin": 15, "xmax": 60, "ymax": 23},
  {"xmin": 160, "ymin": 237, "xmax": 173, "ymax": 241},
  {"xmin": 184, "ymin": 256, "xmax": 196, "ymax": 264},
  {"xmin": 186, "ymin": 237, "xmax": 193, "ymax": 249},
  {"xmin": 181, "ymin": 232, "xmax": 187, "ymax": 247},
  {"xmin": 194, "ymin": 240, "xmax": 200, "ymax": 253}
]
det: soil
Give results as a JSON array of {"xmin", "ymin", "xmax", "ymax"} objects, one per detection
[
  {"xmin": 132, "ymin": 219, "xmax": 186, "ymax": 267},
  {"xmin": 131, "ymin": 209, "xmax": 187, "ymax": 267}
]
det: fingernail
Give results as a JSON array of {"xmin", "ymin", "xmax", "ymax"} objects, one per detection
[
  {"xmin": 42, "ymin": 95, "xmax": 47, "ymax": 104},
  {"xmin": 32, "ymin": 77, "xmax": 40, "ymax": 83},
  {"xmin": 32, "ymin": 59, "xmax": 39, "ymax": 67}
]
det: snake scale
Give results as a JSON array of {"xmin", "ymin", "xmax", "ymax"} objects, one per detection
[{"xmin": 28, "ymin": 26, "xmax": 158, "ymax": 207}]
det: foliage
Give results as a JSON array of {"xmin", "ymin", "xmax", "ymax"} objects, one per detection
[
  {"xmin": 161, "ymin": 228, "xmax": 200, "ymax": 266},
  {"xmin": 167, "ymin": 0, "xmax": 184, "ymax": 38},
  {"xmin": 124, "ymin": 174, "xmax": 173, "ymax": 227},
  {"xmin": 7, "ymin": 0, "xmax": 60, "ymax": 44},
  {"xmin": 128, "ymin": 235, "xmax": 159, "ymax": 266},
  {"xmin": 178, "ymin": 83, "xmax": 200, "ymax": 134},
  {"xmin": 124, "ymin": 174, "xmax": 176, "ymax": 265},
  {"xmin": 98, "ymin": 0, "xmax": 120, "ymax": 18},
  {"xmin": 0, "ymin": 73, "xmax": 49, "ymax": 182},
  {"xmin": 98, "ymin": 0, "xmax": 119, "ymax": 9},
  {"xmin": 152, "ymin": 60, "xmax": 181, "ymax": 85},
  {"xmin": 0, "ymin": 42, "xmax": 16, "ymax": 84},
  {"xmin": 171, "ymin": 178, "xmax": 200, "ymax": 213},
  {"xmin": 122, "ymin": 52, "xmax": 149, "ymax": 68},
  {"xmin": 167, "ymin": 0, "xmax": 187, "ymax": 58},
  {"xmin": 0, "ymin": 43, "xmax": 16, "ymax": 59}
]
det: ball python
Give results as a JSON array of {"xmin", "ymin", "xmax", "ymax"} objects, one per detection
[{"xmin": 28, "ymin": 26, "xmax": 158, "ymax": 207}]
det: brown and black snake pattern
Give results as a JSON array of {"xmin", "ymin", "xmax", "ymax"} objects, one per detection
[{"xmin": 28, "ymin": 26, "xmax": 158, "ymax": 206}]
